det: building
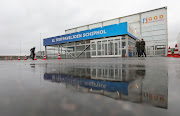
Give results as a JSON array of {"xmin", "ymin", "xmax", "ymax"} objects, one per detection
[
  {"xmin": 35, "ymin": 51, "xmax": 45, "ymax": 57},
  {"xmin": 43, "ymin": 7, "xmax": 168, "ymax": 58}
]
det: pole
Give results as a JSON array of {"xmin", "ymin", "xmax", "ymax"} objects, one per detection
[
  {"xmin": 40, "ymin": 33, "xmax": 41, "ymax": 52},
  {"xmin": 20, "ymin": 40, "xmax": 21, "ymax": 56},
  {"xmin": 40, "ymin": 33, "xmax": 41, "ymax": 58}
]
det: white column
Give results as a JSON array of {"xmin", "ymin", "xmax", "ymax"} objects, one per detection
[
  {"xmin": 58, "ymin": 45, "xmax": 60, "ymax": 54},
  {"xmin": 120, "ymin": 36, "xmax": 122, "ymax": 57},
  {"xmin": 45, "ymin": 46, "xmax": 47, "ymax": 58},
  {"xmin": 154, "ymin": 45, "xmax": 156, "ymax": 56},
  {"xmin": 75, "ymin": 42, "xmax": 77, "ymax": 58}
]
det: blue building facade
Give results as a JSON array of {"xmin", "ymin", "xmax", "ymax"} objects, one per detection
[{"xmin": 43, "ymin": 22, "xmax": 139, "ymax": 58}]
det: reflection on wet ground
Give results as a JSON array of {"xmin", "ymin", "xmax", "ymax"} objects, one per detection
[
  {"xmin": 44, "ymin": 63, "xmax": 168, "ymax": 109},
  {"xmin": 0, "ymin": 57, "xmax": 179, "ymax": 116}
]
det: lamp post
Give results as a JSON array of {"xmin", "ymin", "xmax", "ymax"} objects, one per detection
[{"xmin": 40, "ymin": 33, "xmax": 41, "ymax": 58}]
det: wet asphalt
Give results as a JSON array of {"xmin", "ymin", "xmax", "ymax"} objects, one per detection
[{"xmin": 0, "ymin": 57, "xmax": 180, "ymax": 116}]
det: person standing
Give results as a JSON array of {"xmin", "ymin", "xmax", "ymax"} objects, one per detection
[
  {"xmin": 135, "ymin": 40, "xmax": 141, "ymax": 57},
  {"xmin": 140, "ymin": 39, "xmax": 146, "ymax": 57}
]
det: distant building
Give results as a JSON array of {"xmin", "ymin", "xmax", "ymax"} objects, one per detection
[{"xmin": 35, "ymin": 51, "xmax": 44, "ymax": 57}]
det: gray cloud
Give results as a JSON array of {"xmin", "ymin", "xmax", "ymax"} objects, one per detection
[{"xmin": 1, "ymin": 0, "xmax": 178, "ymax": 55}]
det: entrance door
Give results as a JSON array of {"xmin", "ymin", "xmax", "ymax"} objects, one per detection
[
  {"xmin": 108, "ymin": 40, "xmax": 113, "ymax": 55},
  {"xmin": 114, "ymin": 41, "xmax": 119, "ymax": 56},
  {"xmin": 147, "ymin": 46, "xmax": 154, "ymax": 55},
  {"xmin": 102, "ymin": 40, "xmax": 107, "ymax": 55},
  {"xmin": 90, "ymin": 37, "xmax": 122, "ymax": 57}
]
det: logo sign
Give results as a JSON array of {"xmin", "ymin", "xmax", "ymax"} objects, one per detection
[
  {"xmin": 143, "ymin": 15, "xmax": 164, "ymax": 24},
  {"xmin": 43, "ymin": 22, "xmax": 130, "ymax": 46}
]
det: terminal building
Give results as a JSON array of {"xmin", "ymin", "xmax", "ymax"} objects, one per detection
[{"xmin": 43, "ymin": 7, "xmax": 168, "ymax": 58}]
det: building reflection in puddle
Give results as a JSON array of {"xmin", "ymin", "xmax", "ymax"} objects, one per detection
[{"xmin": 44, "ymin": 63, "xmax": 168, "ymax": 109}]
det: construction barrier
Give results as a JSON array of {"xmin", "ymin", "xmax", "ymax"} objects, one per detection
[
  {"xmin": 58, "ymin": 52, "xmax": 61, "ymax": 59},
  {"xmin": 167, "ymin": 46, "xmax": 172, "ymax": 57},
  {"xmin": 18, "ymin": 56, "xmax": 20, "ymax": 60},
  {"xmin": 24, "ymin": 55, "xmax": 27, "ymax": 60},
  {"xmin": 43, "ymin": 53, "xmax": 46, "ymax": 60},
  {"xmin": 173, "ymin": 44, "xmax": 180, "ymax": 58},
  {"xmin": 34, "ymin": 54, "xmax": 37, "ymax": 60},
  {"xmin": 5, "ymin": 57, "xmax": 7, "ymax": 61}
]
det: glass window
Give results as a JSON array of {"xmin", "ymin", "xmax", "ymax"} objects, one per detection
[
  {"xmin": 97, "ymin": 41, "xmax": 101, "ymax": 55},
  {"xmin": 92, "ymin": 69, "xmax": 96, "ymax": 77},
  {"xmin": 122, "ymin": 37, "xmax": 126, "ymax": 40},
  {"xmin": 104, "ymin": 69, "xmax": 108, "ymax": 78},
  {"xmin": 92, "ymin": 51, "xmax": 96, "ymax": 56},
  {"xmin": 91, "ymin": 43, "xmax": 96, "ymax": 51},
  {"xmin": 66, "ymin": 42, "xmax": 74, "ymax": 46},
  {"xmin": 122, "ymin": 41, "xmax": 126, "ymax": 49},
  {"xmin": 97, "ymin": 69, "xmax": 102, "ymax": 77},
  {"xmin": 109, "ymin": 69, "xmax": 114, "ymax": 79},
  {"xmin": 76, "ymin": 41, "xmax": 85, "ymax": 45},
  {"xmin": 102, "ymin": 41, "xmax": 107, "ymax": 55},
  {"xmin": 115, "ymin": 69, "xmax": 119, "ymax": 80},
  {"xmin": 108, "ymin": 40, "xmax": 113, "ymax": 55},
  {"xmin": 114, "ymin": 41, "xmax": 118, "ymax": 55}
]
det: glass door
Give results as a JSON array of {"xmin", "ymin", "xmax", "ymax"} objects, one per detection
[
  {"xmin": 102, "ymin": 40, "xmax": 107, "ymax": 56},
  {"xmin": 114, "ymin": 41, "xmax": 119, "ymax": 56},
  {"xmin": 108, "ymin": 40, "xmax": 114, "ymax": 55}
]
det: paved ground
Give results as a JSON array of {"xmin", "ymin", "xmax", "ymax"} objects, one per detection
[{"xmin": 0, "ymin": 57, "xmax": 180, "ymax": 116}]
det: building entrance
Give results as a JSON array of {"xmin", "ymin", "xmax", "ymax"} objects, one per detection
[{"xmin": 91, "ymin": 37, "xmax": 124, "ymax": 57}]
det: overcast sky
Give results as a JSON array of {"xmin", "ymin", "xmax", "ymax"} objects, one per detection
[{"xmin": 0, "ymin": 0, "xmax": 179, "ymax": 55}]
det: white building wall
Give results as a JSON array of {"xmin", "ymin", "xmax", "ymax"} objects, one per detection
[
  {"xmin": 141, "ymin": 8, "xmax": 167, "ymax": 44},
  {"xmin": 66, "ymin": 29, "xmax": 76, "ymax": 34},
  {"xmin": 103, "ymin": 18, "xmax": 119, "ymax": 26},
  {"xmin": 76, "ymin": 26, "xmax": 89, "ymax": 32},
  {"xmin": 89, "ymin": 22, "xmax": 102, "ymax": 29}
]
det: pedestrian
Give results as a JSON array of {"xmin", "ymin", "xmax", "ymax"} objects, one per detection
[
  {"xmin": 140, "ymin": 39, "xmax": 146, "ymax": 57},
  {"xmin": 30, "ymin": 47, "xmax": 35, "ymax": 60},
  {"xmin": 135, "ymin": 39, "xmax": 141, "ymax": 57}
]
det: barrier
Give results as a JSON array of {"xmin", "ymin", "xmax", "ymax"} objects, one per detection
[
  {"xmin": 43, "ymin": 53, "xmax": 46, "ymax": 60},
  {"xmin": 5, "ymin": 57, "xmax": 7, "ymax": 61},
  {"xmin": 58, "ymin": 52, "xmax": 61, "ymax": 59},
  {"xmin": 24, "ymin": 55, "xmax": 27, "ymax": 60},
  {"xmin": 167, "ymin": 46, "xmax": 172, "ymax": 57},
  {"xmin": 34, "ymin": 54, "xmax": 37, "ymax": 60},
  {"xmin": 18, "ymin": 56, "xmax": 20, "ymax": 60},
  {"xmin": 173, "ymin": 44, "xmax": 180, "ymax": 58},
  {"xmin": 125, "ymin": 53, "xmax": 127, "ymax": 57}
]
